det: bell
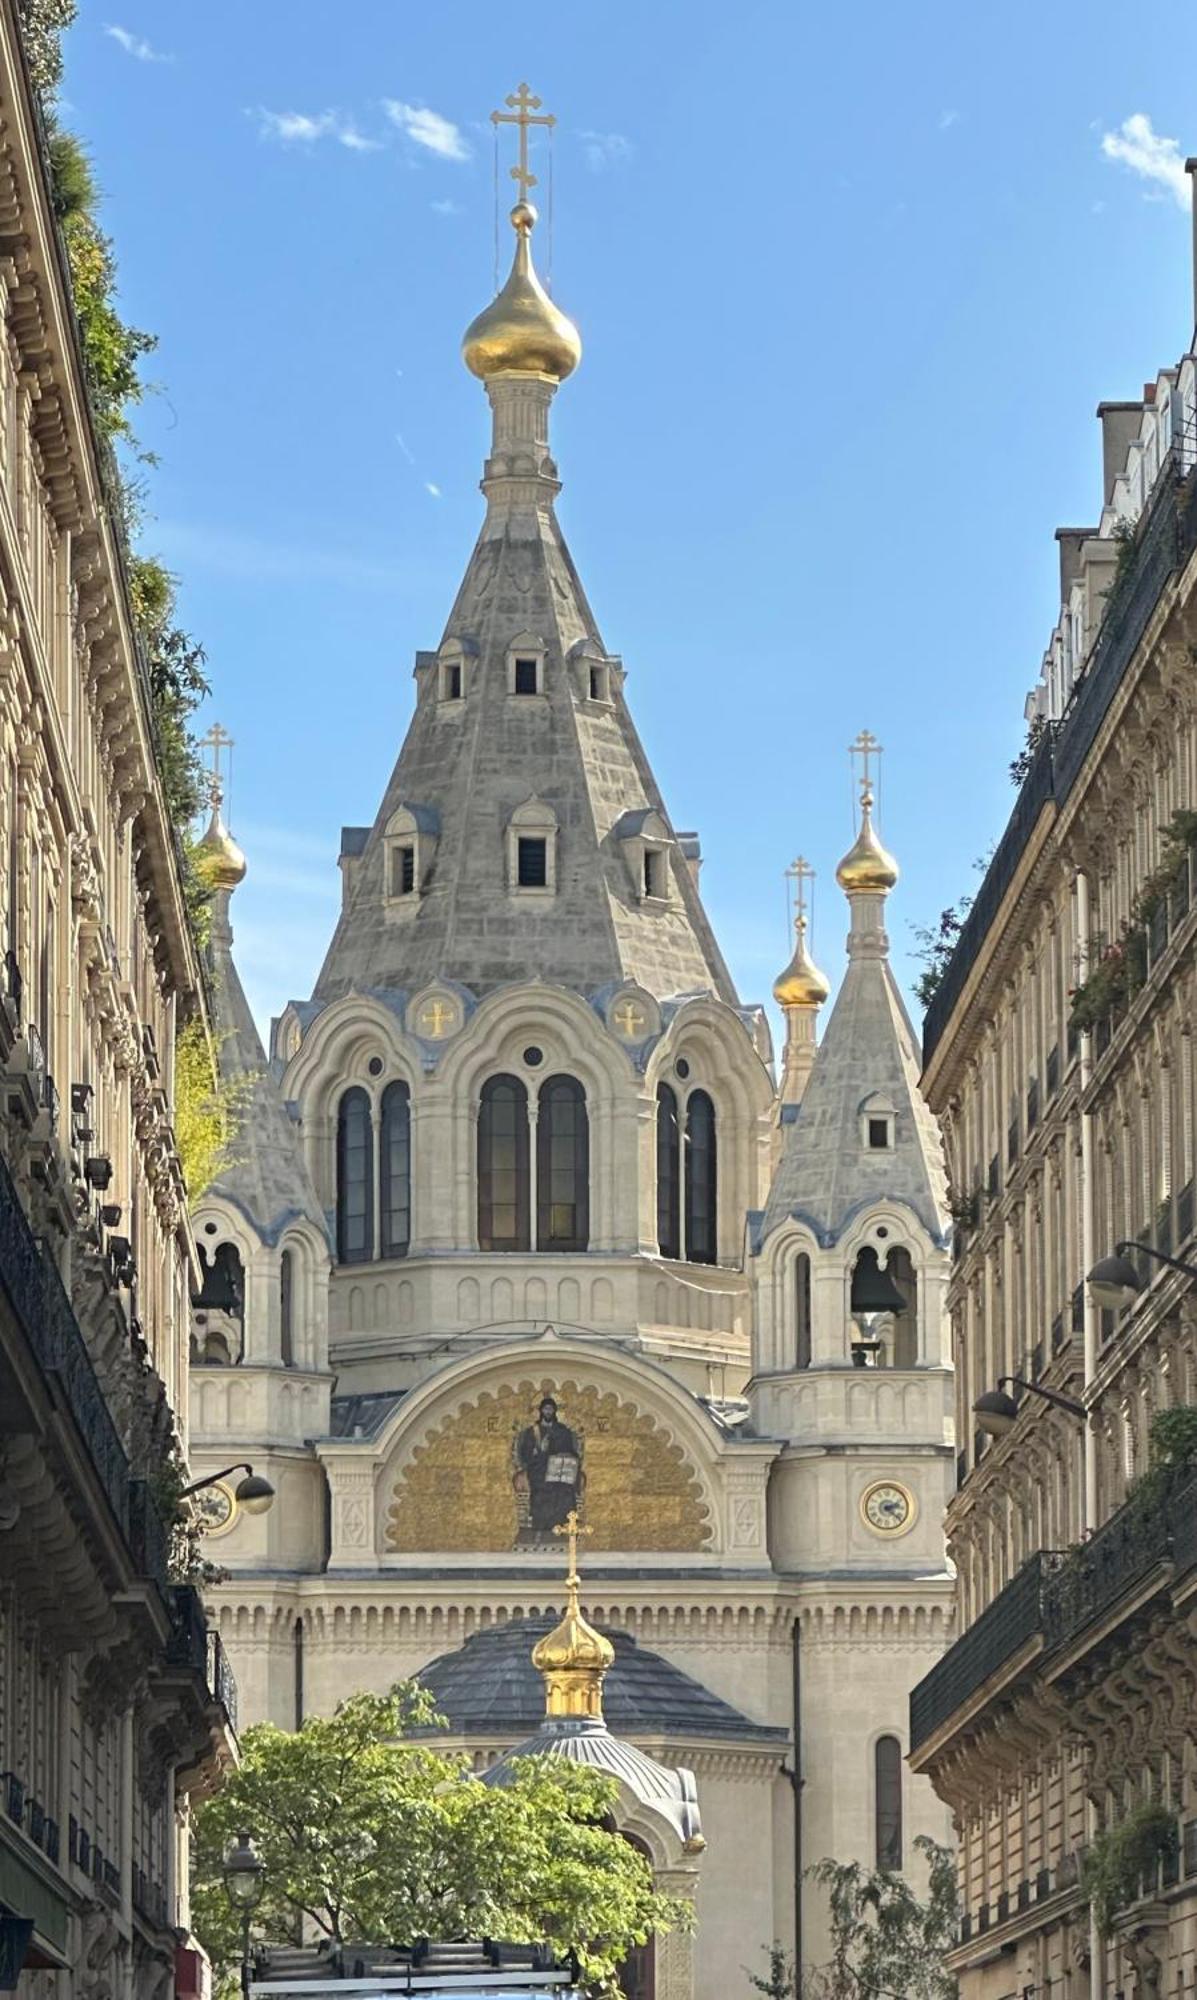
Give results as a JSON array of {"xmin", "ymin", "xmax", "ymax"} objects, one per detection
[{"xmin": 849, "ymin": 1251, "xmax": 908, "ymax": 1316}]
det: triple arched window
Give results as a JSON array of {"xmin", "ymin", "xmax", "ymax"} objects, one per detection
[
  {"xmin": 655, "ymin": 1084, "xmax": 717, "ymax": 1265},
  {"xmin": 336, "ymin": 1082, "xmax": 412, "ymax": 1264},
  {"xmin": 477, "ymin": 1073, "xmax": 589, "ymax": 1253}
]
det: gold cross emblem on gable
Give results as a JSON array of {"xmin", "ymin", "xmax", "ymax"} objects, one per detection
[
  {"xmin": 611, "ymin": 995, "xmax": 648, "ymax": 1041},
  {"xmin": 415, "ymin": 994, "xmax": 459, "ymax": 1040}
]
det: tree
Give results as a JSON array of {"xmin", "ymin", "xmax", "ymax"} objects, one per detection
[
  {"xmin": 192, "ymin": 1686, "xmax": 689, "ymax": 1998},
  {"xmin": 802, "ymin": 1838, "xmax": 958, "ymax": 2000}
]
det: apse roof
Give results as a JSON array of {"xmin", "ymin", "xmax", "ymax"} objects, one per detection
[{"xmin": 416, "ymin": 1619, "xmax": 785, "ymax": 1742}]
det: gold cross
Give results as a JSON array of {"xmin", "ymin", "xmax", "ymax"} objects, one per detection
[
  {"xmin": 418, "ymin": 997, "xmax": 454, "ymax": 1038},
  {"xmin": 553, "ymin": 1507, "xmax": 591, "ymax": 1582},
  {"xmin": 785, "ymin": 855, "xmax": 815, "ymax": 926},
  {"xmin": 199, "ymin": 722, "xmax": 234, "ymax": 809},
  {"xmin": 849, "ymin": 729, "xmax": 882, "ymax": 803},
  {"xmin": 492, "ymin": 82, "xmax": 555, "ymax": 200},
  {"xmin": 613, "ymin": 996, "xmax": 647, "ymax": 1039}
]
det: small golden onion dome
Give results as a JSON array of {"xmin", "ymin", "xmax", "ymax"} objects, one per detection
[
  {"xmin": 532, "ymin": 1583, "xmax": 615, "ymax": 1678},
  {"xmin": 194, "ymin": 800, "xmax": 247, "ymax": 893},
  {"xmin": 462, "ymin": 202, "xmax": 582, "ymax": 383},
  {"xmin": 836, "ymin": 791, "xmax": 898, "ymax": 896},
  {"xmin": 773, "ymin": 914, "xmax": 830, "ymax": 1010}
]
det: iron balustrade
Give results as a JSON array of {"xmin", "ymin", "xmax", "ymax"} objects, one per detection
[
  {"xmin": 209, "ymin": 1631, "xmax": 239, "ymax": 1733},
  {"xmin": 128, "ymin": 1479, "xmax": 170, "ymax": 1590},
  {"xmin": 169, "ymin": 1585, "xmax": 239, "ymax": 1731},
  {"xmin": 924, "ymin": 453, "xmax": 1197, "ymax": 1065},
  {"xmin": 910, "ymin": 1551, "xmax": 1059, "ymax": 1748}
]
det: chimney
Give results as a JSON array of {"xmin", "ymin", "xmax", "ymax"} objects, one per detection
[
  {"xmin": 1095, "ymin": 402, "xmax": 1143, "ymax": 506},
  {"xmin": 1188, "ymin": 159, "xmax": 1197, "ymax": 346}
]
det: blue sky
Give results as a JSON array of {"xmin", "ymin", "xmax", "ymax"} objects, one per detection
[{"xmin": 62, "ymin": 2, "xmax": 1197, "ymax": 1041}]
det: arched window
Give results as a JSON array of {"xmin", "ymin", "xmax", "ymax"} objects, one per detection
[
  {"xmin": 875, "ymin": 1735, "xmax": 903, "ymax": 1871},
  {"xmin": 380, "ymin": 1081, "xmax": 412, "ymax": 1259},
  {"xmin": 280, "ymin": 1248, "xmax": 294, "ymax": 1366},
  {"xmin": 193, "ymin": 1242, "xmax": 245, "ymax": 1364},
  {"xmin": 537, "ymin": 1075, "xmax": 588, "ymax": 1251},
  {"xmin": 796, "ymin": 1252, "xmax": 812, "ymax": 1368},
  {"xmin": 336, "ymin": 1086, "xmax": 373, "ymax": 1264},
  {"xmin": 684, "ymin": 1089, "xmax": 717, "ymax": 1265},
  {"xmin": 656, "ymin": 1084, "xmax": 680, "ymax": 1261},
  {"xmin": 478, "ymin": 1074, "xmax": 530, "ymax": 1252}
]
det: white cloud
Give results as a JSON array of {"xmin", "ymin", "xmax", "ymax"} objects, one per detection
[
  {"xmin": 254, "ymin": 108, "xmax": 336, "ymax": 143},
  {"xmin": 383, "ymin": 100, "xmax": 469, "ymax": 162},
  {"xmin": 425, "ymin": 482, "xmax": 442, "ymax": 499},
  {"xmin": 338, "ymin": 124, "xmax": 383, "ymax": 154},
  {"xmin": 938, "ymin": 109, "xmax": 960, "ymax": 131},
  {"xmin": 1101, "ymin": 113, "xmax": 1191, "ymax": 209},
  {"xmin": 579, "ymin": 129, "xmax": 632, "ymax": 172},
  {"xmin": 431, "ymin": 196, "xmax": 462, "ymax": 216},
  {"xmin": 104, "ymin": 22, "xmax": 171, "ymax": 62}
]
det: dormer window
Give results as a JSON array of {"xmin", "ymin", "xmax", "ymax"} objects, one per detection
[
  {"xmin": 860, "ymin": 1092, "xmax": 896, "ymax": 1151},
  {"xmin": 440, "ymin": 660, "xmax": 462, "ymax": 701},
  {"xmin": 391, "ymin": 844, "xmax": 416, "ymax": 897},
  {"xmin": 514, "ymin": 657, "xmax": 539, "ymax": 696},
  {"xmin": 383, "ymin": 803, "xmax": 439, "ymax": 908},
  {"xmin": 589, "ymin": 662, "xmax": 610, "ymax": 702},
  {"xmin": 611, "ymin": 807, "xmax": 673, "ymax": 905},
  {"xmin": 643, "ymin": 849, "xmax": 665, "ymax": 899},
  {"xmin": 506, "ymin": 633, "xmax": 546, "ymax": 697},
  {"xmin": 507, "ymin": 796, "xmax": 557, "ymax": 896},
  {"xmin": 868, "ymin": 1118, "xmax": 890, "ymax": 1151}
]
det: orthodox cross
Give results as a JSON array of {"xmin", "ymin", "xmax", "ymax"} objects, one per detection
[
  {"xmin": 492, "ymin": 83, "xmax": 555, "ymax": 200},
  {"xmin": 553, "ymin": 1506, "xmax": 591, "ymax": 1582},
  {"xmin": 199, "ymin": 723, "xmax": 234, "ymax": 811},
  {"xmin": 612, "ymin": 995, "xmax": 647, "ymax": 1040},
  {"xmin": 785, "ymin": 854, "xmax": 815, "ymax": 933},
  {"xmin": 849, "ymin": 729, "xmax": 883, "ymax": 804}
]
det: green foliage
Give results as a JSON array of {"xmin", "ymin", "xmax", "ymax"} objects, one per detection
[
  {"xmin": 911, "ymin": 899, "xmax": 972, "ymax": 1013},
  {"xmin": 146, "ymin": 1443, "xmax": 227, "ymax": 1585},
  {"xmin": 191, "ymin": 1688, "xmax": 689, "ymax": 1998},
  {"xmin": 748, "ymin": 1944, "xmax": 801, "ymax": 2000},
  {"xmin": 1102, "ymin": 518, "xmax": 1140, "ymax": 624},
  {"xmin": 174, "ymin": 1020, "xmax": 252, "ymax": 1199},
  {"xmin": 1082, "ymin": 1803, "xmax": 1177, "ymax": 1936},
  {"xmin": 1009, "ymin": 713, "xmax": 1047, "ymax": 788},
  {"xmin": 49, "ymin": 129, "xmax": 155, "ymax": 444},
  {"xmin": 1070, "ymin": 809, "xmax": 1197, "ymax": 1034},
  {"xmin": 17, "ymin": 0, "xmax": 75, "ymax": 97},
  {"xmin": 803, "ymin": 1838, "xmax": 958, "ymax": 2000},
  {"xmin": 1147, "ymin": 1403, "xmax": 1197, "ymax": 1470}
]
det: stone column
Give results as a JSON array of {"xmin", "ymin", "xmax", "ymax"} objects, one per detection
[
  {"xmin": 654, "ymin": 1868, "xmax": 701, "ymax": 2000},
  {"xmin": 323, "ymin": 1456, "xmax": 379, "ymax": 1567}
]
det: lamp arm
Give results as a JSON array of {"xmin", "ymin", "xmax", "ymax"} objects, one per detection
[
  {"xmin": 999, "ymin": 1376, "xmax": 1086, "ymax": 1420},
  {"xmin": 180, "ymin": 1464, "xmax": 253, "ymax": 1499},
  {"xmin": 1116, "ymin": 1239, "xmax": 1197, "ymax": 1284}
]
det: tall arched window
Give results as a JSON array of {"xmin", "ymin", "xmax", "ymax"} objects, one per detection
[
  {"xmin": 656, "ymin": 1084, "xmax": 680, "ymax": 1261},
  {"xmin": 796, "ymin": 1252, "xmax": 812, "ymax": 1368},
  {"xmin": 684, "ymin": 1090, "xmax": 717, "ymax": 1265},
  {"xmin": 537, "ymin": 1075, "xmax": 588, "ymax": 1251},
  {"xmin": 875, "ymin": 1735, "xmax": 903, "ymax": 1871},
  {"xmin": 380, "ymin": 1081, "xmax": 412, "ymax": 1259},
  {"xmin": 336, "ymin": 1086, "xmax": 373, "ymax": 1264},
  {"xmin": 279, "ymin": 1247, "xmax": 294, "ymax": 1366},
  {"xmin": 478, "ymin": 1074, "xmax": 530, "ymax": 1252}
]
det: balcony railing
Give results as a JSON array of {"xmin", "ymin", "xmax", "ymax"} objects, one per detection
[
  {"xmin": 923, "ymin": 453, "xmax": 1197, "ymax": 1065},
  {"xmin": 169, "ymin": 1586, "xmax": 239, "ymax": 1733},
  {"xmin": 910, "ymin": 1551, "xmax": 1059, "ymax": 1748},
  {"xmin": 209, "ymin": 1631, "xmax": 239, "ymax": 1732}
]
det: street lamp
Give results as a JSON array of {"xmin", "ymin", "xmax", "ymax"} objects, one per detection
[
  {"xmin": 222, "ymin": 1831, "xmax": 265, "ymax": 1998},
  {"xmin": 180, "ymin": 1463, "xmax": 276, "ymax": 1515},
  {"xmin": 973, "ymin": 1376, "xmax": 1086, "ymax": 1440},
  {"xmin": 1086, "ymin": 1239, "xmax": 1197, "ymax": 1312}
]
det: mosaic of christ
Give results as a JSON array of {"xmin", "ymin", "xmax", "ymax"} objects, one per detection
[{"xmin": 511, "ymin": 1393, "xmax": 585, "ymax": 1547}]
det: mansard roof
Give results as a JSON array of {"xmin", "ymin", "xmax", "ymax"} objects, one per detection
[{"xmin": 206, "ymin": 897, "xmax": 329, "ymax": 1248}]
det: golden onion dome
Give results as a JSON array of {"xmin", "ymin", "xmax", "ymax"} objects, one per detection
[
  {"xmin": 773, "ymin": 914, "xmax": 830, "ymax": 1010},
  {"xmin": 836, "ymin": 791, "xmax": 898, "ymax": 896},
  {"xmin": 462, "ymin": 202, "xmax": 581, "ymax": 383},
  {"xmin": 194, "ymin": 799, "xmax": 247, "ymax": 893},
  {"xmin": 532, "ymin": 1586, "xmax": 615, "ymax": 1678}
]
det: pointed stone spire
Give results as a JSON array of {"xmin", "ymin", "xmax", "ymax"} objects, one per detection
[
  {"xmin": 774, "ymin": 858, "xmax": 829, "ymax": 1108},
  {"xmin": 760, "ymin": 742, "xmax": 946, "ymax": 1246}
]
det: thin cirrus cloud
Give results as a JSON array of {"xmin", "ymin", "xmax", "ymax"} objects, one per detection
[
  {"xmin": 383, "ymin": 100, "xmax": 470, "ymax": 163},
  {"xmin": 252, "ymin": 108, "xmax": 380, "ymax": 151},
  {"xmin": 103, "ymin": 22, "xmax": 172, "ymax": 62},
  {"xmin": 1101, "ymin": 113, "xmax": 1191, "ymax": 209},
  {"xmin": 579, "ymin": 129, "xmax": 632, "ymax": 172}
]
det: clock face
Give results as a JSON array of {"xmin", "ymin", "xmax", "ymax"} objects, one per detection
[
  {"xmin": 861, "ymin": 1481, "xmax": 915, "ymax": 1536},
  {"xmin": 195, "ymin": 1481, "xmax": 237, "ymax": 1539}
]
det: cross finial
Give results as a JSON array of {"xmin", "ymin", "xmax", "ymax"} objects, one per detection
[
  {"xmin": 785, "ymin": 855, "xmax": 816, "ymax": 929},
  {"xmin": 492, "ymin": 82, "xmax": 555, "ymax": 201},
  {"xmin": 199, "ymin": 723, "xmax": 234, "ymax": 811},
  {"xmin": 553, "ymin": 1506, "xmax": 591, "ymax": 1586},
  {"xmin": 849, "ymin": 729, "xmax": 882, "ymax": 807}
]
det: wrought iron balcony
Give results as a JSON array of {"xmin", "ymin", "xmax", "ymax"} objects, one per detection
[
  {"xmin": 168, "ymin": 1585, "xmax": 239, "ymax": 1733},
  {"xmin": 128, "ymin": 1479, "xmax": 170, "ymax": 1591},
  {"xmin": 910, "ymin": 1551, "xmax": 1059, "ymax": 1749},
  {"xmin": 1045, "ymin": 1464, "xmax": 1197, "ymax": 1651},
  {"xmin": 209, "ymin": 1631, "xmax": 239, "ymax": 1732}
]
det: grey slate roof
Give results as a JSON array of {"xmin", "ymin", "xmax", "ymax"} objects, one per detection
[
  {"xmin": 416, "ymin": 1619, "xmax": 785, "ymax": 1741},
  {"xmin": 207, "ymin": 898, "xmax": 330, "ymax": 1248},
  {"xmin": 760, "ymin": 922, "xmax": 948, "ymax": 1247},
  {"xmin": 311, "ymin": 431, "xmax": 737, "ymax": 1007}
]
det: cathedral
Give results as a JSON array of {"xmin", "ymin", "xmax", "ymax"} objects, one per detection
[{"xmin": 188, "ymin": 100, "xmax": 955, "ymax": 2000}]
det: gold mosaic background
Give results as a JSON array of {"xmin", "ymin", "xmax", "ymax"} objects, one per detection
[{"xmin": 385, "ymin": 1377, "xmax": 712, "ymax": 1553}]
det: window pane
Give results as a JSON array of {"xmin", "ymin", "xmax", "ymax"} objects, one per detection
[
  {"xmin": 336, "ymin": 1087, "xmax": 373, "ymax": 1264},
  {"xmin": 518, "ymin": 837, "xmax": 547, "ymax": 887},
  {"xmin": 280, "ymin": 1249, "xmax": 294, "ymax": 1366},
  {"xmin": 380, "ymin": 1081, "xmax": 411, "ymax": 1258},
  {"xmin": 514, "ymin": 657, "xmax": 538, "ymax": 694},
  {"xmin": 875, "ymin": 1736, "xmax": 902, "ymax": 1871},
  {"xmin": 796, "ymin": 1252, "xmax": 811, "ymax": 1369},
  {"xmin": 537, "ymin": 1076, "xmax": 588, "ymax": 1251},
  {"xmin": 684, "ymin": 1089, "xmax": 717, "ymax": 1265},
  {"xmin": 656, "ymin": 1084, "xmax": 680, "ymax": 1260},
  {"xmin": 479, "ymin": 1075, "xmax": 529, "ymax": 1251}
]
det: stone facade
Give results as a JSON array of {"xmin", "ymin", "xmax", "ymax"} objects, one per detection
[
  {"xmin": 0, "ymin": 3, "xmax": 234, "ymax": 1995},
  {"xmin": 189, "ymin": 190, "xmax": 954, "ymax": 1997},
  {"xmin": 911, "ymin": 192, "xmax": 1197, "ymax": 2000}
]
